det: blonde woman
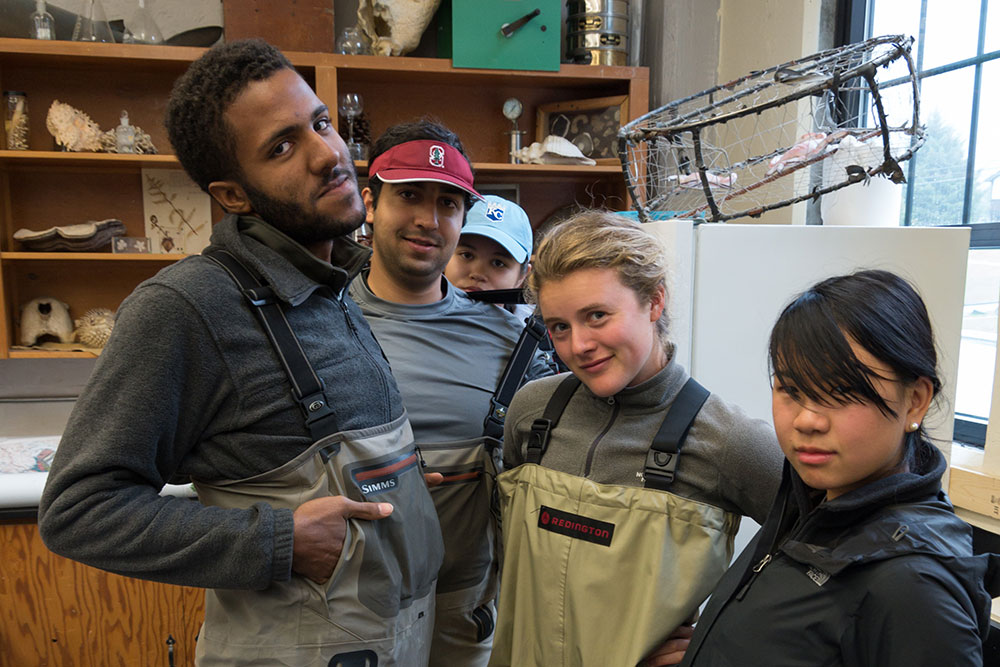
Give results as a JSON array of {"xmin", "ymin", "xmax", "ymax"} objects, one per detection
[{"xmin": 489, "ymin": 211, "xmax": 783, "ymax": 667}]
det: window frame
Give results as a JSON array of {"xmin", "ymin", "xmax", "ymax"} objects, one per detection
[{"xmin": 842, "ymin": 0, "xmax": 999, "ymax": 447}]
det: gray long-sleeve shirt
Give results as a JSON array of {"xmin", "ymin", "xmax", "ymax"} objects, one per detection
[
  {"xmin": 350, "ymin": 273, "xmax": 554, "ymax": 444},
  {"xmin": 38, "ymin": 215, "xmax": 406, "ymax": 590}
]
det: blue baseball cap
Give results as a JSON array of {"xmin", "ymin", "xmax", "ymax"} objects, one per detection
[{"xmin": 461, "ymin": 195, "xmax": 532, "ymax": 263}]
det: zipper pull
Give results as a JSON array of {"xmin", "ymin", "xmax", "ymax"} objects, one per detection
[
  {"xmin": 736, "ymin": 553, "xmax": 772, "ymax": 601},
  {"xmin": 752, "ymin": 554, "xmax": 772, "ymax": 572}
]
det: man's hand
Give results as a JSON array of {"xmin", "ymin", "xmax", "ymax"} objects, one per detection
[
  {"xmin": 642, "ymin": 623, "xmax": 695, "ymax": 666},
  {"xmin": 292, "ymin": 496, "xmax": 393, "ymax": 583},
  {"xmin": 423, "ymin": 472, "xmax": 444, "ymax": 487}
]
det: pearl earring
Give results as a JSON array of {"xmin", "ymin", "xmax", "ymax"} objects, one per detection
[{"xmin": 907, "ymin": 421, "xmax": 920, "ymax": 432}]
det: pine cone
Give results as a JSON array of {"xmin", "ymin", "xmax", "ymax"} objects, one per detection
[{"xmin": 340, "ymin": 111, "xmax": 371, "ymax": 147}]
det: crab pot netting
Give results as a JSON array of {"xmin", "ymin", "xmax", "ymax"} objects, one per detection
[{"xmin": 618, "ymin": 35, "xmax": 924, "ymax": 223}]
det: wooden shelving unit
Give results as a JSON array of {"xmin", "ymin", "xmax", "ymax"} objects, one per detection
[{"xmin": 0, "ymin": 38, "xmax": 648, "ymax": 359}]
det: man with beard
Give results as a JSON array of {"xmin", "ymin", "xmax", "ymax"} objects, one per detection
[
  {"xmin": 349, "ymin": 120, "xmax": 555, "ymax": 666},
  {"xmin": 38, "ymin": 40, "xmax": 444, "ymax": 666}
]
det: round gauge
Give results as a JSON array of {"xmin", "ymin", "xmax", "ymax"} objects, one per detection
[{"xmin": 502, "ymin": 98, "xmax": 523, "ymax": 121}]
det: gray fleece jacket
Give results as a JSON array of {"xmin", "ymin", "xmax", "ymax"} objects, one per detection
[
  {"xmin": 38, "ymin": 215, "xmax": 408, "ymax": 590},
  {"xmin": 504, "ymin": 353, "xmax": 783, "ymax": 523}
]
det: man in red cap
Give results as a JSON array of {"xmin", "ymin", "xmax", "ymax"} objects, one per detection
[{"xmin": 350, "ymin": 120, "xmax": 555, "ymax": 666}]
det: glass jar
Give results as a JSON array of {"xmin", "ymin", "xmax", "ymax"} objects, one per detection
[{"xmin": 5, "ymin": 91, "xmax": 29, "ymax": 150}]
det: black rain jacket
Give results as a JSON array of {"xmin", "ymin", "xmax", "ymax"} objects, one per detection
[{"xmin": 682, "ymin": 440, "xmax": 1000, "ymax": 667}]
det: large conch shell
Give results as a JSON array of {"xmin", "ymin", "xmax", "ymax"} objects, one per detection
[
  {"xmin": 46, "ymin": 100, "xmax": 102, "ymax": 152},
  {"xmin": 357, "ymin": 0, "xmax": 442, "ymax": 56},
  {"xmin": 513, "ymin": 135, "xmax": 597, "ymax": 166}
]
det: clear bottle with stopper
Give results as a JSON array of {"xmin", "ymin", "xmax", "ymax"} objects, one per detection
[
  {"xmin": 31, "ymin": 0, "xmax": 55, "ymax": 40},
  {"xmin": 114, "ymin": 110, "xmax": 136, "ymax": 153}
]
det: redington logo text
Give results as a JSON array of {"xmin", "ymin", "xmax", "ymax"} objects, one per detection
[{"xmin": 537, "ymin": 505, "xmax": 615, "ymax": 547}]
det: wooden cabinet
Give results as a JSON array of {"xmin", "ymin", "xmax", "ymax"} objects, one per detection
[
  {"xmin": 0, "ymin": 519, "xmax": 205, "ymax": 667},
  {"xmin": 0, "ymin": 38, "xmax": 648, "ymax": 359}
]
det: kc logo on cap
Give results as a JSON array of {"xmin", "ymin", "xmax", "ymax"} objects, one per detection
[
  {"xmin": 485, "ymin": 201, "xmax": 506, "ymax": 222},
  {"xmin": 429, "ymin": 144, "xmax": 445, "ymax": 168}
]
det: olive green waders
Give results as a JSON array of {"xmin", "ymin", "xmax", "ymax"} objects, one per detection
[
  {"xmin": 489, "ymin": 377, "xmax": 741, "ymax": 667},
  {"xmin": 193, "ymin": 251, "xmax": 444, "ymax": 666}
]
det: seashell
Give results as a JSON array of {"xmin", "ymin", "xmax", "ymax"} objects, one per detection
[
  {"xmin": 513, "ymin": 135, "xmax": 597, "ymax": 166},
  {"xmin": 46, "ymin": 100, "xmax": 103, "ymax": 152},
  {"xmin": 357, "ymin": 0, "xmax": 442, "ymax": 56},
  {"xmin": 74, "ymin": 307, "xmax": 115, "ymax": 349}
]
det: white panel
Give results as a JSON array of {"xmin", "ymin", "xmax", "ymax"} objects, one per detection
[
  {"xmin": 689, "ymin": 224, "xmax": 970, "ymax": 464},
  {"xmin": 645, "ymin": 219, "xmax": 696, "ymax": 370}
]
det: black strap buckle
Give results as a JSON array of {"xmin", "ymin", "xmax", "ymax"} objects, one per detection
[
  {"xmin": 300, "ymin": 387, "xmax": 334, "ymax": 426},
  {"xmin": 242, "ymin": 285, "xmax": 277, "ymax": 307},
  {"xmin": 526, "ymin": 417, "xmax": 552, "ymax": 464},
  {"xmin": 644, "ymin": 448, "xmax": 679, "ymax": 487},
  {"xmin": 482, "ymin": 397, "xmax": 507, "ymax": 441}
]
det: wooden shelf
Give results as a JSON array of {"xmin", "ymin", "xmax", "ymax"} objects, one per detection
[
  {"xmin": 8, "ymin": 348, "xmax": 98, "ymax": 359},
  {"xmin": 0, "ymin": 150, "xmax": 179, "ymax": 168},
  {"xmin": 0, "ymin": 153, "xmax": 622, "ymax": 176},
  {"xmin": 0, "ymin": 252, "xmax": 184, "ymax": 261},
  {"xmin": 0, "ymin": 38, "xmax": 644, "ymax": 86},
  {"xmin": 354, "ymin": 160, "xmax": 622, "ymax": 177}
]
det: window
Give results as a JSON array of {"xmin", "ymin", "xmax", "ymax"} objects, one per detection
[{"xmin": 845, "ymin": 0, "xmax": 1000, "ymax": 446}]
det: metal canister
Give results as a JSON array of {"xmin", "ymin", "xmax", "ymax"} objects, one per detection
[{"xmin": 566, "ymin": 0, "xmax": 629, "ymax": 66}]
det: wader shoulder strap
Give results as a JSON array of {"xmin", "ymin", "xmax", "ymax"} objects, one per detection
[
  {"xmin": 643, "ymin": 378, "xmax": 710, "ymax": 490},
  {"xmin": 482, "ymin": 313, "xmax": 549, "ymax": 440},
  {"xmin": 525, "ymin": 375, "xmax": 581, "ymax": 464},
  {"xmin": 205, "ymin": 249, "xmax": 337, "ymax": 441}
]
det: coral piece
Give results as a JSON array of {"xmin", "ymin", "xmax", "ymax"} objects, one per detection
[
  {"xmin": 357, "ymin": 0, "xmax": 442, "ymax": 56},
  {"xmin": 513, "ymin": 135, "xmax": 597, "ymax": 166},
  {"xmin": 46, "ymin": 100, "xmax": 102, "ymax": 152},
  {"xmin": 74, "ymin": 307, "xmax": 115, "ymax": 348},
  {"xmin": 99, "ymin": 124, "xmax": 158, "ymax": 154},
  {"xmin": 20, "ymin": 297, "xmax": 74, "ymax": 346}
]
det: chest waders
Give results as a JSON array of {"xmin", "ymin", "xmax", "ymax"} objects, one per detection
[
  {"xmin": 194, "ymin": 251, "xmax": 444, "ymax": 667},
  {"xmin": 417, "ymin": 302, "xmax": 549, "ymax": 667},
  {"xmin": 489, "ymin": 376, "xmax": 741, "ymax": 667}
]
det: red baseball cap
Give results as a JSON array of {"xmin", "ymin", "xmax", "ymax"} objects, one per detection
[{"xmin": 369, "ymin": 139, "xmax": 481, "ymax": 199}]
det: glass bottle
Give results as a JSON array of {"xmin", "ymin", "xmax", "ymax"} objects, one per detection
[
  {"xmin": 336, "ymin": 25, "xmax": 371, "ymax": 55},
  {"xmin": 114, "ymin": 110, "xmax": 136, "ymax": 153},
  {"xmin": 123, "ymin": 0, "xmax": 163, "ymax": 45},
  {"xmin": 72, "ymin": 0, "xmax": 115, "ymax": 43},
  {"xmin": 31, "ymin": 0, "xmax": 56, "ymax": 40},
  {"xmin": 5, "ymin": 92, "xmax": 29, "ymax": 151}
]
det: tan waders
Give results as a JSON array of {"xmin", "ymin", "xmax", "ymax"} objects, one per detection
[
  {"xmin": 195, "ymin": 251, "xmax": 444, "ymax": 666},
  {"xmin": 489, "ymin": 376, "xmax": 741, "ymax": 667}
]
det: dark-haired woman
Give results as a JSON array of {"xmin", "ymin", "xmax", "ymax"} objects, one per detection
[{"xmin": 681, "ymin": 269, "xmax": 1000, "ymax": 667}]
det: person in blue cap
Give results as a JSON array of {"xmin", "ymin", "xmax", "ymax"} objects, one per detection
[{"xmin": 446, "ymin": 195, "xmax": 534, "ymax": 297}]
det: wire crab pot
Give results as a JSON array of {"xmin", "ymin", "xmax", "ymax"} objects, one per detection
[{"xmin": 618, "ymin": 35, "xmax": 924, "ymax": 223}]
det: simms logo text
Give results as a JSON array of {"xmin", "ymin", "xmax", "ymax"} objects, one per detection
[{"xmin": 361, "ymin": 478, "xmax": 397, "ymax": 495}]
